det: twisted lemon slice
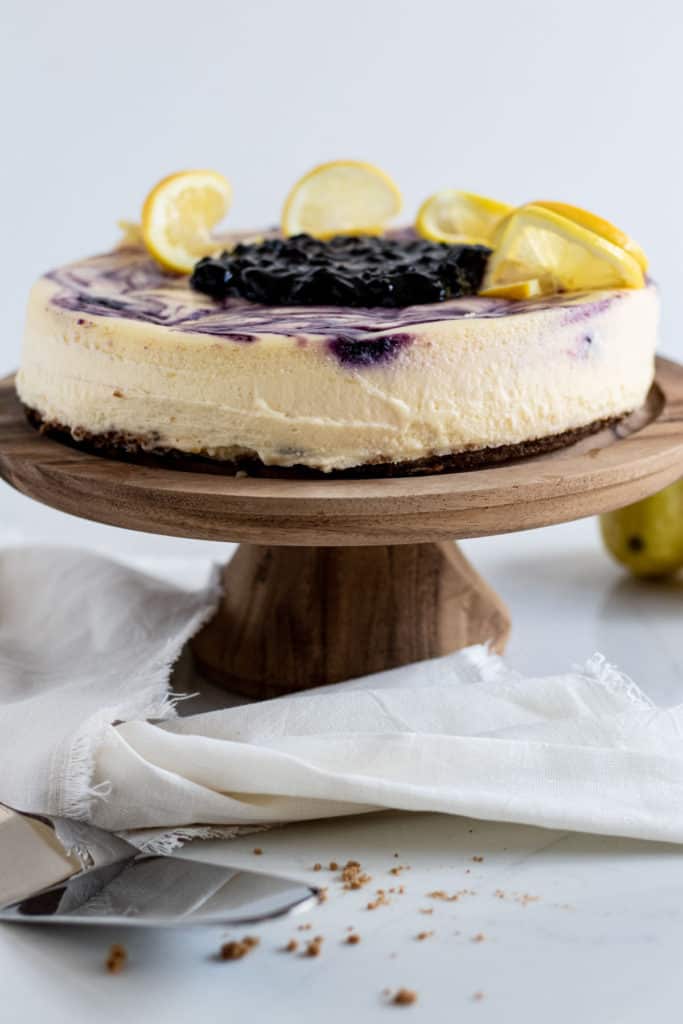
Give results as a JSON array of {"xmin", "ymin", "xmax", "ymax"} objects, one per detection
[
  {"xmin": 281, "ymin": 160, "xmax": 402, "ymax": 238},
  {"xmin": 482, "ymin": 204, "xmax": 645, "ymax": 293},
  {"xmin": 416, "ymin": 190, "xmax": 512, "ymax": 245},
  {"xmin": 533, "ymin": 200, "xmax": 648, "ymax": 273},
  {"xmin": 479, "ymin": 278, "xmax": 550, "ymax": 300},
  {"xmin": 141, "ymin": 170, "xmax": 233, "ymax": 273}
]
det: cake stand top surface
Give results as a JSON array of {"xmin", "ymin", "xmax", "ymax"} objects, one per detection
[{"xmin": 1, "ymin": 359, "xmax": 682, "ymax": 547}]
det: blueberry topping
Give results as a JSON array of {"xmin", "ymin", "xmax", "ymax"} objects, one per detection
[
  {"xmin": 191, "ymin": 257, "xmax": 234, "ymax": 296},
  {"xmin": 190, "ymin": 234, "xmax": 491, "ymax": 308}
]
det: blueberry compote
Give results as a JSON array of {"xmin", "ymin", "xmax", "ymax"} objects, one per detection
[{"xmin": 190, "ymin": 234, "xmax": 490, "ymax": 308}]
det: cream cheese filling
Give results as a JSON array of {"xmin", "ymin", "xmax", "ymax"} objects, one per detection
[{"xmin": 17, "ymin": 273, "xmax": 659, "ymax": 471}]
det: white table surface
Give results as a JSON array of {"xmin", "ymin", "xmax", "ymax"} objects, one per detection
[{"xmin": 2, "ymin": 496, "xmax": 683, "ymax": 1024}]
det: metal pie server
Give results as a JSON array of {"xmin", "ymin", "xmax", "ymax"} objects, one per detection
[{"xmin": 0, "ymin": 804, "xmax": 318, "ymax": 927}]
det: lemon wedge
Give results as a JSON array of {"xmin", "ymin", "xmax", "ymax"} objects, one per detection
[
  {"xmin": 533, "ymin": 200, "xmax": 648, "ymax": 273},
  {"xmin": 416, "ymin": 190, "xmax": 512, "ymax": 245},
  {"xmin": 141, "ymin": 170, "xmax": 233, "ymax": 273},
  {"xmin": 482, "ymin": 204, "xmax": 645, "ymax": 293},
  {"xmin": 281, "ymin": 160, "xmax": 402, "ymax": 238},
  {"xmin": 479, "ymin": 278, "xmax": 550, "ymax": 300}
]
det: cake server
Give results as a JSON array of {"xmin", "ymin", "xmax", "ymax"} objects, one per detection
[{"xmin": 0, "ymin": 803, "xmax": 318, "ymax": 927}]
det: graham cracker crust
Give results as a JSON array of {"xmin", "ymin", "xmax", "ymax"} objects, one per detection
[{"xmin": 24, "ymin": 405, "xmax": 621, "ymax": 479}]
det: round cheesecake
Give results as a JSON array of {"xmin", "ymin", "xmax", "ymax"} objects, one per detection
[{"xmin": 17, "ymin": 242, "xmax": 659, "ymax": 475}]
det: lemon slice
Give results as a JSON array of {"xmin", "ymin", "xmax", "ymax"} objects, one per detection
[
  {"xmin": 281, "ymin": 160, "xmax": 402, "ymax": 238},
  {"xmin": 483, "ymin": 204, "xmax": 645, "ymax": 293},
  {"xmin": 533, "ymin": 200, "xmax": 648, "ymax": 273},
  {"xmin": 141, "ymin": 170, "xmax": 233, "ymax": 273},
  {"xmin": 116, "ymin": 220, "xmax": 143, "ymax": 246},
  {"xmin": 416, "ymin": 190, "xmax": 512, "ymax": 245},
  {"xmin": 479, "ymin": 278, "xmax": 549, "ymax": 300}
]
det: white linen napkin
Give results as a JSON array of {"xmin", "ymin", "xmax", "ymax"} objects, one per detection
[{"xmin": 3, "ymin": 545, "xmax": 683, "ymax": 848}]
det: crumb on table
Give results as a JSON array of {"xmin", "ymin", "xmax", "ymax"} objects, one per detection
[
  {"xmin": 105, "ymin": 943, "xmax": 127, "ymax": 974},
  {"xmin": 391, "ymin": 988, "xmax": 418, "ymax": 1006},
  {"xmin": 219, "ymin": 936, "xmax": 260, "ymax": 961},
  {"xmin": 341, "ymin": 860, "xmax": 372, "ymax": 890}
]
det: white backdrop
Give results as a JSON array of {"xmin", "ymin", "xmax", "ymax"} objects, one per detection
[{"xmin": 1, "ymin": 0, "xmax": 681, "ymax": 550}]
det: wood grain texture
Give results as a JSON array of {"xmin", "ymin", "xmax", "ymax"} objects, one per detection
[
  {"xmin": 191, "ymin": 542, "xmax": 511, "ymax": 697},
  {"xmin": 1, "ymin": 359, "xmax": 683, "ymax": 546}
]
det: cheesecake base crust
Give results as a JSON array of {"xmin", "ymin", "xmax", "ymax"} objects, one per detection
[{"xmin": 24, "ymin": 405, "xmax": 622, "ymax": 479}]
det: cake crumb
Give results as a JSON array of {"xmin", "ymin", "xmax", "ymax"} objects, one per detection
[
  {"xmin": 367, "ymin": 890, "xmax": 390, "ymax": 911},
  {"xmin": 253, "ymin": 847, "xmax": 263, "ymax": 855},
  {"xmin": 391, "ymin": 988, "xmax": 418, "ymax": 1006},
  {"xmin": 516, "ymin": 893, "xmax": 539, "ymax": 906},
  {"xmin": 298, "ymin": 923, "xmax": 313, "ymax": 931},
  {"xmin": 112, "ymin": 389, "xmax": 124, "ymax": 399},
  {"xmin": 317, "ymin": 887, "xmax": 328, "ymax": 903},
  {"xmin": 472, "ymin": 991, "xmax": 485, "ymax": 1002},
  {"xmin": 282, "ymin": 939, "xmax": 298, "ymax": 953},
  {"xmin": 105, "ymin": 943, "xmax": 127, "ymax": 974},
  {"xmin": 303, "ymin": 936, "xmax": 324, "ymax": 957},
  {"xmin": 329, "ymin": 861, "xmax": 339, "ymax": 871},
  {"xmin": 340, "ymin": 860, "xmax": 372, "ymax": 890},
  {"xmin": 313, "ymin": 863, "xmax": 322, "ymax": 871},
  {"xmin": 389, "ymin": 865, "xmax": 409, "ymax": 876},
  {"xmin": 472, "ymin": 933, "xmax": 486, "ymax": 943},
  {"xmin": 345, "ymin": 933, "xmax": 361, "ymax": 945},
  {"xmin": 219, "ymin": 936, "xmax": 259, "ymax": 961},
  {"xmin": 427, "ymin": 888, "xmax": 475, "ymax": 902},
  {"xmin": 419, "ymin": 907, "xmax": 433, "ymax": 915},
  {"xmin": 415, "ymin": 931, "xmax": 433, "ymax": 941},
  {"xmin": 472, "ymin": 856, "xmax": 484, "ymax": 863}
]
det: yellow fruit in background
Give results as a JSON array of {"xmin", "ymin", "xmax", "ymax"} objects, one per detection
[{"xmin": 600, "ymin": 481, "xmax": 683, "ymax": 578}]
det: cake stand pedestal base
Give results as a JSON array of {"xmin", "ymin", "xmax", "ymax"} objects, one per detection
[{"xmin": 191, "ymin": 542, "xmax": 511, "ymax": 699}]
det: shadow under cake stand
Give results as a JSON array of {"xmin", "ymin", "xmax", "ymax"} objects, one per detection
[{"xmin": 1, "ymin": 357, "xmax": 683, "ymax": 700}]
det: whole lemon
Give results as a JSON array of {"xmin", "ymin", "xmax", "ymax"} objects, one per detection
[{"xmin": 600, "ymin": 480, "xmax": 683, "ymax": 578}]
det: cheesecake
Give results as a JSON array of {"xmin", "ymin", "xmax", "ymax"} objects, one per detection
[{"xmin": 17, "ymin": 237, "xmax": 658, "ymax": 475}]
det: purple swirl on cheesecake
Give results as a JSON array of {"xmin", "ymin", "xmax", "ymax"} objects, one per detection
[{"xmin": 46, "ymin": 247, "xmax": 623, "ymax": 357}]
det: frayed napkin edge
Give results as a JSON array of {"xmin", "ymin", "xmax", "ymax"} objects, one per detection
[{"xmin": 60, "ymin": 563, "xmax": 223, "ymax": 822}]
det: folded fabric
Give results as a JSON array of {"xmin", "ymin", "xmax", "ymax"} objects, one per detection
[{"xmin": 3, "ymin": 546, "xmax": 683, "ymax": 848}]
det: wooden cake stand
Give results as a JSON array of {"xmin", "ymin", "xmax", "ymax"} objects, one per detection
[{"xmin": 1, "ymin": 358, "xmax": 683, "ymax": 699}]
